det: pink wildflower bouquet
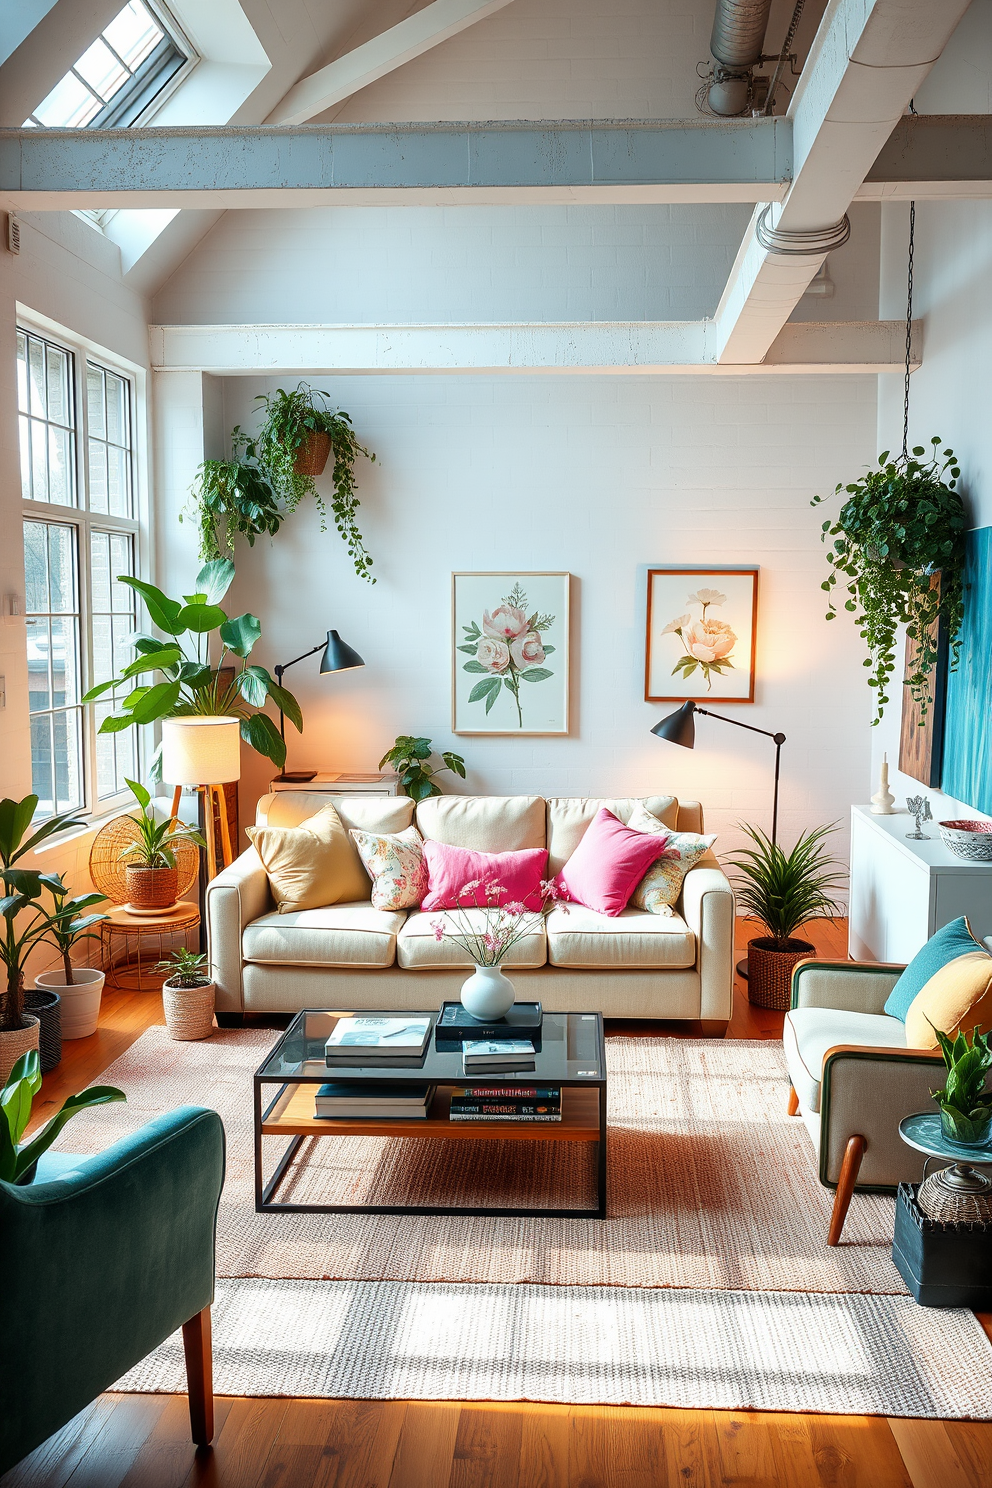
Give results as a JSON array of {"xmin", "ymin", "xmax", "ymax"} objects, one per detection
[{"xmin": 431, "ymin": 878, "xmax": 565, "ymax": 967}]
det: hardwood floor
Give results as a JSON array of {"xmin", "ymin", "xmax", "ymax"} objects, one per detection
[{"xmin": 6, "ymin": 918, "xmax": 990, "ymax": 1488}]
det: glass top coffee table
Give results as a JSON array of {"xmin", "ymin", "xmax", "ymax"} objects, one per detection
[{"xmin": 254, "ymin": 1008, "xmax": 607, "ymax": 1219}]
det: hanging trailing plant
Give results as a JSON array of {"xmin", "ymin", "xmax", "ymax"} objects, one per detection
[
  {"xmin": 812, "ymin": 437, "xmax": 966, "ymax": 722},
  {"xmin": 186, "ymin": 429, "xmax": 283, "ymax": 561}
]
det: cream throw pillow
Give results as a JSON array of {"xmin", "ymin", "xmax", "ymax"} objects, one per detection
[
  {"xmin": 904, "ymin": 950, "xmax": 992, "ymax": 1049},
  {"xmin": 626, "ymin": 802, "xmax": 716, "ymax": 916},
  {"xmin": 246, "ymin": 802, "xmax": 369, "ymax": 913}
]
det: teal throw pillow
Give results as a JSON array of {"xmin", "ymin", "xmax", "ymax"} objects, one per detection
[{"xmin": 883, "ymin": 916, "xmax": 985, "ymax": 1021}]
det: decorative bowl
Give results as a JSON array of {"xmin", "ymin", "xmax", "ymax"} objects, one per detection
[{"xmin": 938, "ymin": 819, "xmax": 992, "ymax": 862}]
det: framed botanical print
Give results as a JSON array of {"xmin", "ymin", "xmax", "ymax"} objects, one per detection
[
  {"xmin": 645, "ymin": 567, "xmax": 758, "ymax": 703},
  {"xmin": 452, "ymin": 572, "xmax": 570, "ymax": 735}
]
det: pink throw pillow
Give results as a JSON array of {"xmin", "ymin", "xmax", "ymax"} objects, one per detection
[
  {"xmin": 555, "ymin": 808, "xmax": 667, "ymax": 917},
  {"xmin": 421, "ymin": 839, "xmax": 548, "ymax": 911}
]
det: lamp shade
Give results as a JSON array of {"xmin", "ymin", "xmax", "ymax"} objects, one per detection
[
  {"xmin": 650, "ymin": 701, "xmax": 697, "ymax": 748},
  {"xmin": 319, "ymin": 629, "xmax": 365, "ymax": 673},
  {"xmin": 162, "ymin": 717, "xmax": 241, "ymax": 785}
]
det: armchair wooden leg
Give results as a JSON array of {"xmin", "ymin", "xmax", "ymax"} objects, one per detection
[
  {"xmin": 827, "ymin": 1135, "xmax": 867, "ymax": 1247},
  {"xmin": 182, "ymin": 1305, "xmax": 214, "ymax": 1447},
  {"xmin": 787, "ymin": 1085, "xmax": 800, "ymax": 1116}
]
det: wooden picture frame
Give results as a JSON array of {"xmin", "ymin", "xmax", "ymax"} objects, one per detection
[
  {"xmin": 645, "ymin": 567, "xmax": 758, "ymax": 703},
  {"xmin": 452, "ymin": 572, "xmax": 571, "ymax": 736}
]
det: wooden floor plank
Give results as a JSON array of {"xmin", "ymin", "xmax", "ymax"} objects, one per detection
[
  {"xmin": 887, "ymin": 1418, "xmax": 992, "ymax": 1488},
  {"xmin": 47, "ymin": 1395, "xmax": 172, "ymax": 1488},
  {"xmin": 185, "ymin": 1398, "xmax": 291, "ymax": 1488},
  {"xmin": 448, "ymin": 1405, "xmax": 523, "ymax": 1488},
  {"xmin": 0, "ymin": 1398, "xmax": 119, "ymax": 1488},
  {"xmin": 386, "ymin": 1403, "xmax": 461, "ymax": 1488}
]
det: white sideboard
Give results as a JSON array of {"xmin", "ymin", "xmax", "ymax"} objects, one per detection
[
  {"xmin": 268, "ymin": 772, "xmax": 400, "ymax": 795},
  {"xmin": 849, "ymin": 805, "xmax": 992, "ymax": 963}
]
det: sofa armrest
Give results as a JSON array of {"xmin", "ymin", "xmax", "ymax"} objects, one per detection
[
  {"xmin": 680, "ymin": 864, "xmax": 735, "ymax": 1021},
  {"xmin": 206, "ymin": 846, "xmax": 271, "ymax": 1014},
  {"xmin": 818, "ymin": 1044, "xmax": 945, "ymax": 1189},
  {"xmin": 791, "ymin": 959, "xmax": 905, "ymax": 1015}
]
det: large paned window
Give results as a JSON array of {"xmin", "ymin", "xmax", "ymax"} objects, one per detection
[{"xmin": 18, "ymin": 324, "xmax": 142, "ymax": 820}]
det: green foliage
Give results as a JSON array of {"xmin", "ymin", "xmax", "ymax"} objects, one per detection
[
  {"xmin": 80, "ymin": 559, "xmax": 303, "ymax": 772},
  {"xmin": 185, "ymin": 426, "xmax": 283, "ymax": 562},
  {"xmin": 725, "ymin": 822, "xmax": 847, "ymax": 949},
  {"xmin": 38, "ymin": 875, "xmax": 107, "ymax": 987},
  {"xmin": 378, "ymin": 736, "xmax": 467, "ymax": 802},
  {"xmin": 929, "ymin": 1025, "xmax": 992, "ymax": 1143},
  {"xmin": 118, "ymin": 779, "xmax": 206, "ymax": 869},
  {"xmin": 812, "ymin": 438, "xmax": 966, "ymax": 723},
  {"xmin": 0, "ymin": 1049, "xmax": 125, "ymax": 1185},
  {"xmin": 155, "ymin": 947, "xmax": 211, "ymax": 989}
]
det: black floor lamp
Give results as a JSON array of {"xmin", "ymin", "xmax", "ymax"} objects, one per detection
[
  {"xmin": 651, "ymin": 700, "xmax": 786, "ymax": 979},
  {"xmin": 273, "ymin": 629, "xmax": 365, "ymax": 781}
]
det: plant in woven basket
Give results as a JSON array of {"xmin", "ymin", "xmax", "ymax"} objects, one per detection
[
  {"xmin": 812, "ymin": 438, "xmax": 966, "ymax": 723},
  {"xmin": 81, "ymin": 558, "xmax": 303, "ymax": 773},
  {"xmin": 378, "ymin": 736, "xmax": 467, "ymax": 802},
  {"xmin": 1, "ymin": 1049, "xmax": 125, "ymax": 1184},
  {"xmin": 119, "ymin": 780, "xmax": 205, "ymax": 869},
  {"xmin": 252, "ymin": 384, "xmax": 377, "ymax": 582},
  {"xmin": 726, "ymin": 823, "xmax": 847, "ymax": 952},
  {"xmin": 186, "ymin": 427, "xmax": 283, "ymax": 562},
  {"xmin": 929, "ymin": 1025, "xmax": 992, "ymax": 1146},
  {"xmin": 155, "ymin": 948, "xmax": 211, "ymax": 990}
]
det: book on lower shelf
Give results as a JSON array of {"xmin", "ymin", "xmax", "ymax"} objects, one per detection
[
  {"xmin": 325, "ymin": 1016, "xmax": 432, "ymax": 1064},
  {"xmin": 449, "ymin": 1084, "xmax": 561, "ymax": 1122},
  {"xmin": 314, "ymin": 1080, "xmax": 435, "ymax": 1119}
]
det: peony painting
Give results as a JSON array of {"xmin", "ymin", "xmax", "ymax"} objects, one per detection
[
  {"xmin": 645, "ymin": 567, "xmax": 758, "ymax": 703},
  {"xmin": 452, "ymin": 572, "xmax": 570, "ymax": 734}
]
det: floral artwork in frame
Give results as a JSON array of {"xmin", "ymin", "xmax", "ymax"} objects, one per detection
[
  {"xmin": 644, "ymin": 567, "xmax": 758, "ymax": 703},
  {"xmin": 452, "ymin": 572, "xmax": 570, "ymax": 735}
]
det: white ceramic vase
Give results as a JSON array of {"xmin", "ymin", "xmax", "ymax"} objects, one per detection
[
  {"xmin": 460, "ymin": 963, "xmax": 515, "ymax": 1020},
  {"xmin": 35, "ymin": 968, "xmax": 105, "ymax": 1039}
]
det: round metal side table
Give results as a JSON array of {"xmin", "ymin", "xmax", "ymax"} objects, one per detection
[
  {"xmin": 899, "ymin": 1112, "xmax": 992, "ymax": 1222},
  {"xmin": 101, "ymin": 902, "xmax": 201, "ymax": 992}
]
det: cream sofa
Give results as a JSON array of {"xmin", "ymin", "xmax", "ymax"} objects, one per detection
[{"xmin": 206, "ymin": 792, "xmax": 735, "ymax": 1025}]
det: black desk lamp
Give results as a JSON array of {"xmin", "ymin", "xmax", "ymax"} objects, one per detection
[{"xmin": 273, "ymin": 629, "xmax": 365, "ymax": 780}]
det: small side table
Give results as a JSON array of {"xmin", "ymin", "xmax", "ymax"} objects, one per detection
[
  {"xmin": 894, "ymin": 1113, "xmax": 992, "ymax": 1308},
  {"xmin": 268, "ymin": 772, "xmax": 399, "ymax": 796},
  {"xmin": 898, "ymin": 1112, "xmax": 992, "ymax": 1216},
  {"xmin": 101, "ymin": 902, "xmax": 201, "ymax": 992}
]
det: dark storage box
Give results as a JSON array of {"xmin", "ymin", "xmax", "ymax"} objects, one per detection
[{"xmin": 892, "ymin": 1182, "xmax": 992, "ymax": 1309}]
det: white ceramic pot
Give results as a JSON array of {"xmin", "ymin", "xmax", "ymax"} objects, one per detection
[
  {"xmin": 34, "ymin": 968, "xmax": 105, "ymax": 1039},
  {"xmin": 162, "ymin": 978, "xmax": 216, "ymax": 1041},
  {"xmin": 0, "ymin": 1014, "xmax": 40, "ymax": 1084},
  {"xmin": 460, "ymin": 963, "xmax": 515, "ymax": 1020}
]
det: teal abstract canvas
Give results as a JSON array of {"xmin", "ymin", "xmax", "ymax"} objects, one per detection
[{"xmin": 942, "ymin": 526, "xmax": 992, "ymax": 814}]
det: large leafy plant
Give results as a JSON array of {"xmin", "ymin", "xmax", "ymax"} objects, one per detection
[
  {"xmin": 118, "ymin": 779, "xmax": 206, "ymax": 868},
  {"xmin": 81, "ymin": 559, "xmax": 302, "ymax": 771},
  {"xmin": 812, "ymin": 438, "xmax": 966, "ymax": 722},
  {"xmin": 726, "ymin": 823, "xmax": 847, "ymax": 950},
  {"xmin": 378, "ymin": 736, "xmax": 467, "ymax": 802},
  {"xmin": 1, "ymin": 1049, "xmax": 125, "ymax": 1185},
  {"xmin": 188, "ymin": 428, "xmax": 283, "ymax": 562},
  {"xmin": 38, "ymin": 874, "xmax": 107, "ymax": 988},
  {"xmin": 929, "ymin": 1025, "xmax": 992, "ymax": 1145}
]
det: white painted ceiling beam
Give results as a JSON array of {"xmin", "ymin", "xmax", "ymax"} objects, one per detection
[
  {"xmin": 269, "ymin": 0, "xmax": 519, "ymax": 127},
  {"xmin": 714, "ymin": 0, "xmax": 973, "ymax": 365},
  {"xmin": 857, "ymin": 113, "xmax": 992, "ymax": 200},
  {"xmin": 148, "ymin": 319, "xmax": 919, "ymax": 376}
]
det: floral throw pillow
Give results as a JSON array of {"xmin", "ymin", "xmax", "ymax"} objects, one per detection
[
  {"xmin": 349, "ymin": 825, "xmax": 427, "ymax": 911},
  {"xmin": 626, "ymin": 803, "xmax": 716, "ymax": 915}
]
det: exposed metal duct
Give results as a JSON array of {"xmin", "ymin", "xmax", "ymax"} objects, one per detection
[{"xmin": 707, "ymin": 0, "xmax": 773, "ymax": 115}]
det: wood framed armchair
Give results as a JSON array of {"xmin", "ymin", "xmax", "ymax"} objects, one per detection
[
  {"xmin": 783, "ymin": 959, "xmax": 945, "ymax": 1245},
  {"xmin": 0, "ymin": 1105, "xmax": 225, "ymax": 1476}
]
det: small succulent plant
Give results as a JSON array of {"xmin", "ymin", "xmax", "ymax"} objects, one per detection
[
  {"xmin": 155, "ymin": 948, "xmax": 211, "ymax": 990},
  {"xmin": 929, "ymin": 1024, "xmax": 992, "ymax": 1145}
]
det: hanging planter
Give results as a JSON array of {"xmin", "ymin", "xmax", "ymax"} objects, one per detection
[{"xmin": 293, "ymin": 430, "xmax": 332, "ymax": 478}]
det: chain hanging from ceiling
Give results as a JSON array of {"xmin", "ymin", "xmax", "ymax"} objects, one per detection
[{"xmin": 902, "ymin": 100, "xmax": 918, "ymax": 462}]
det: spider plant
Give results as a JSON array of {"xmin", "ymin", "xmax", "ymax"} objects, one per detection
[
  {"xmin": 118, "ymin": 780, "xmax": 205, "ymax": 868},
  {"xmin": 154, "ymin": 948, "xmax": 211, "ymax": 989},
  {"xmin": 726, "ymin": 822, "xmax": 847, "ymax": 950}
]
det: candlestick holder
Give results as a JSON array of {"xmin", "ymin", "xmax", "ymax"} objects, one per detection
[{"xmin": 871, "ymin": 753, "xmax": 895, "ymax": 815}]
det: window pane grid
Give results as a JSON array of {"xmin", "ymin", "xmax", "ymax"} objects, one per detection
[
  {"xmin": 17, "ymin": 329, "xmax": 76, "ymax": 507},
  {"xmin": 24, "ymin": 520, "xmax": 84, "ymax": 818},
  {"xmin": 86, "ymin": 362, "xmax": 133, "ymax": 518},
  {"xmin": 91, "ymin": 529, "xmax": 138, "ymax": 799}
]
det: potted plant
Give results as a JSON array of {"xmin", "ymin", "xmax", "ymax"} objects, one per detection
[
  {"xmin": 0, "ymin": 1049, "xmax": 125, "ymax": 1184},
  {"xmin": 186, "ymin": 428, "xmax": 283, "ymax": 561},
  {"xmin": 813, "ymin": 438, "xmax": 966, "ymax": 722},
  {"xmin": 253, "ymin": 384, "xmax": 377, "ymax": 582},
  {"xmin": 81, "ymin": 558, "xmax": 304, "ymax": 775},
  {"xmin": 726, "ymin": 823, "xmax": 847, "ymax": 1010},
  {"xmin": 378, "ymin": 736, "xmax": 467, "ymax": 801},
  {"xmin": 118, "ymin": 780, "xmax": 206, "ymax": 912},
  {"xmin": 33, "ymin": 874, "xmax": 109, "ymax": 1040},
  {"xmin": 155, "ymin": 948, "xmax": 215, "ymax": 1041},
  {"xmin": 929, "ymin": 1025, "xmax": 992, "ymax": 1147}
]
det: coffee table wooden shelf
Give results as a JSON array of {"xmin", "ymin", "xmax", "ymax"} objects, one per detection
[{"xmin": 254, "ymin": 1008, "xmax": 607, "ymax": 1219}]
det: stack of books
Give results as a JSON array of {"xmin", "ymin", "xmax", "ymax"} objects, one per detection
[
  {"xmin": 314, "ymin": 1081, "xmax": 435, "ymax": 1119},
  {"xmin": 325, "ymin": 1016, "xmax": 432, "ymax": 1065},
  {"xmin": 448, "ymin": 1085, "xmax": 562, "ymax": 1122},
  {"xmin": 462, "ymin": 1039, "xmax": 536, "ymax": 1072}
]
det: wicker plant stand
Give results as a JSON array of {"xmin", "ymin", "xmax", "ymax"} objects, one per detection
[
  {"xmin": 101, "ymin": 902, "xmax": 201, "ymax": 992},
  {"xmin": 746, "ymin": 937, "xmax": 815, "ymax": 1010}
]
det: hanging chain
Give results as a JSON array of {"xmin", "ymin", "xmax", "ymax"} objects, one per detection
[{"xmin": 902, "ymin": 99, "xmax": 917, "ymax": 462}]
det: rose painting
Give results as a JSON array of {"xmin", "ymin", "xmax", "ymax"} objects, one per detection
[
  {"xmin": 645, "ymin": 568, "xmax": 758, "ymax": 703},
  {"xmin": 453, "ymin": 573, "xmax": 570, "ymax": 734}
]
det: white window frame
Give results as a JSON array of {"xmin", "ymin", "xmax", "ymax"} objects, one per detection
[{"xmin": 17, "ymin": 305, "xmax": 150, "ymax": 823}]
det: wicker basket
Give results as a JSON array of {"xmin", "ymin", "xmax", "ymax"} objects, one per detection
[
  {"xmin": 125, "ymin": 864, "xmax": 179, "ymax": 911},
  {"xmin": 0, "ymin": 1015, "xmax": 40, "ymax": 1083},
  {"xmin": 22, "ymin": 987, "xmax": 61, "ymax": 1071},
  {"xmin": 162, "ymin": 979, "xmax": 215, "ymax": 1040},
  {"xmin": 746, "ymin": 937, "xmax": 815, "ymax": 1010},
  {"xmin": 293, "ymin": 431, "xmax": 332, "ymax": 477},
  {"xmin": 90, "ymin": 815, "xmax": 199, "ymax": 906}
]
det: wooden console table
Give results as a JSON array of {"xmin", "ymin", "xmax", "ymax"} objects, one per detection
[{"xmin": 268, "ymin": 772, "xmax": 400, "ymax": 796}]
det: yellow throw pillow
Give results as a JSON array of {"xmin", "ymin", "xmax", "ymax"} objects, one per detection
[
  {"xmin": 246, "ymin": 803, "xmax": 369, "ymax": 913},
  {"xmin": 904, "ymin": 950, "xmax": 992, "ymax": 1049}
]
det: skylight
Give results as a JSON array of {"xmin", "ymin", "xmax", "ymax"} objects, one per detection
[{"xmin": 24, "ymin": 1, "xmax": 192, "ymax": 130}]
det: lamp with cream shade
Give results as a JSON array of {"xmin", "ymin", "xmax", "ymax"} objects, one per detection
[{"xmin": 162, "ymin": 717, "xmax": 241, "ymax": 879}]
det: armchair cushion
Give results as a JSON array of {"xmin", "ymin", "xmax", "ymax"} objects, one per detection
[
  {"xmin": 784, "ymin": 1006, "xmax": 907, "ymax": 1113},
  {"xmin": 904, "ymin": 950, "xmax": 992, "ymax": 1048},
  {"xmin": 883, "ymin": 915, "xmax": 988, "ymax": 1020}
]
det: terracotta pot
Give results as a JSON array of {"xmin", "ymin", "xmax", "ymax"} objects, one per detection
[
  {"xmin": 293, "ymin": 431, "xmax": 332, "ymax": 477},
  {"xmin": 0, "ymin": 1015, "xmax": 40, "ymax": 1084},
  {"xmin": 125, "ymin": 864, "xmax": 178, "ymax": 911},
  {"xmin": 746, "ymin": 937, "xmax": 815, "ymax": 1011},
  {"xmin": 35, "ymin": 968, "xmax": 105, "ymax": 1039},
  {"xmin": 162, "ymin": 978, "xmax": 215, "ymax": 1041}
]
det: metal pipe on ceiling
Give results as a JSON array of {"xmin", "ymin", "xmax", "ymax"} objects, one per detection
[{"xmin": 707, "ymin": 0, "xmax": 774, "ymax": 115}]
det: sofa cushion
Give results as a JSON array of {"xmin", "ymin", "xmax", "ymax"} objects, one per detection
[
  {"xmin": 416, "ymin": 795, "xmax": 546, "ymax": 852},
  {"xmin": 397, "ymin": 909, "xmax": 547, "ymax": 969},
  {"xmin": 627, "ymin": 806, "xmax": 718, "ymax": 916},
  {"xmin": 546, "ymin": 796, "xmax": 678, "ymax": 876},
  {"xmin": 783, "ymin": 1006, "xmax": 907, "ymax": 1114},
  {"xmin": 883, "ymin": 915, "xmax": 987, "ymax": 1020},
  {"xmin": 555, "ymin": 809, "xmax": 668, "ymax": 917},
  {"xmin": 350, "ymin": 825, "xmax": 427, "ymax": 910},
  {"xmin": 421, "ymin": 840, "xmax": 548, "ymax": 911},
  {"xmin": 245, "ymin": 803, "xmax": 369, "ymax": 912},
  {"xmin": 242, "ymin": 903, "xmax": 405, "ymax": 968},
  {"xmin": 546, "ymin": 904, "xmax": 695, "ymax": 969},
  {"xmin": 904, "ymin": 950, "xmax": 992, "ymax": 1048}
]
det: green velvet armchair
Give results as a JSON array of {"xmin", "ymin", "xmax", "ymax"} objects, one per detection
[{"xmin": 0, "ymin": 1105, "xmax": 225, "ymax": 1477}]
